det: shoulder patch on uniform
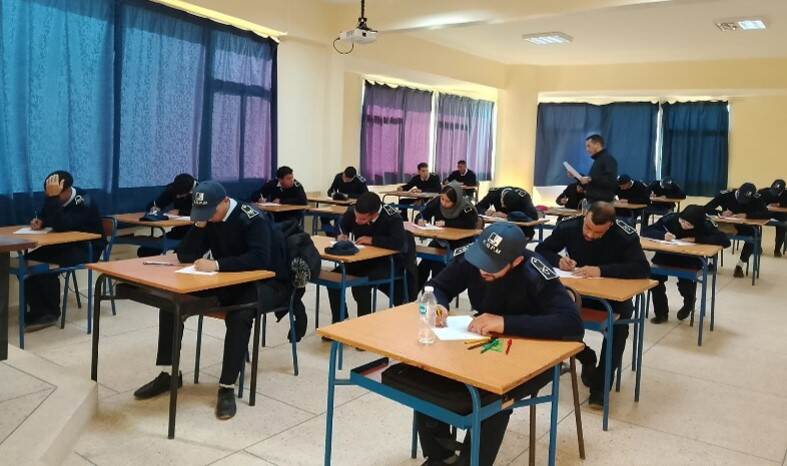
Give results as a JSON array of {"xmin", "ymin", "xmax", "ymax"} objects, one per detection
[
  {"xmin": 241, "ymin": 204, "xmax": 260, "ymax": 219},
  {"xmin": 463, "ymin": 205, "xmax": 473, "ymax": 214},
  {"xmin": 616, "ymin": 219, "xmax": 636, "ymax": 235},
  {"xmin": 720, "ymin": 189, "xmax": 730, "ymax": 194},
  {"xmin": 383, "ymin": 204, "xmax": 399, "ymax": 217},
  {"xmin": 515, "ymin": 189, "xmax": 527, "ymax": 198},
  {"xmin": 293, "ymin": 180, "xmax": 302, "ymax": 188},
  {"xmin": 530, "ymin": 257, "xmax": 557, "ymax": 280},
  {"xmin": 74, "ymin": 195, "xmax": 85, "ymax": 206},
  {"xmin": 357, "ymin": 175, "xmax": 366, "ymax": 183},
  {"xmin": 453, "ymin": 244, "xmax": 471, "ymax": 257}
]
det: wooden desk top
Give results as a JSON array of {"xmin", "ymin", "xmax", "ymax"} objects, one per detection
[
  {"xmin": 87, "ymin": 255, "xmax": 275, "ymax": 294},
  {"xmin": 311, "ymin": 235, "xmax": 398, "ymax": 263},
  {"xmin": 767, "ymin": 205, "xmax": 787, "ymax": 214},
  {"xmin": 640, "ymin": 238, "xmax": 722, "ymax": 258},
  {"xmin": 317, "ymin": 303, "xmax": 585, "ymax": 395},
  {"xmin": 0, "ymin": 237, "xmax": 37, "ymax": 253},
  {"xmin": 307, "ymin": 196, "xmax": 356, "ymax": 206},
  {"xmin": 479, "ymin": 215, "xmax": 549, "ymax": 228},
  {"xmin": 0, "ymin": 226, "xmax": 102, "ymax": 248},
  {"xmin": 650, "ymin": 196, "xmax": 685, "ymax": 204},
  {"xmin": 114, "ymin": 212, "xmax": 193, "ymax": 228},
  {"xmin": 708, "ymin": 216, "xmax": 769, "ymax": 227},
  {"xmin": 544, "ymin": 207, "xmax": 582, "ymax": 217},
  {"xmin": 613, "ymin": 201, "xmax": 648, "ymax": 209},
  {"xmin": 404, "ymin": 222, "xmax": 482, "ymax": 241},
  {"xmin": 560, "ymin": 277, "xmax": 657, "ymax": 302},
  {"xmin": 306, "ymin": 205, "xmax": 348, "ymax": 216},
  {"xmin": 255, "ymin": 203, "xmax": 310, "ymax": 213},
  {"xmin": 381, "ymin": 190, "xmax": 440, "ymax": 200}
]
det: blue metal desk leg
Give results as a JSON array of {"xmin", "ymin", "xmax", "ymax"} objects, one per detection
[
  {"xmin": 635, "ymin": 292, "xmax": 647, "ymax": 402},
  {"xmin": 697, "ymin": 258, "xmax": 708, "ymax": 346},
  {"xmin": 710, "ymin": 255, "xmax": 718, "ymax": 330},
  {"xmin": 465, "ymin": 384, "xmax": 483, "ymax": 466},
  {"xmin": 324, "ymin": 342, "xmax": 339, "ymax": 466},
  {"xmin": 631, "ymin": 294, "xmax": 640, "ymax": 372},
  {"xmin": 602, "ymin": 300, "xmax": 614, "ymax": 431},
  {"xmin": 548, "ymin": 364, "xmax": 561, "ymax": 466},
  {"xmin": 338, "ymin": 266, "xmax": 347, "ymax": 371},
  {"xmin": 388, "ymin": 256, "xmax": 395, "ymax": 307},
  {"xmin": 17, "ymin": 253, "xmax": 28, "ymax": 349}
]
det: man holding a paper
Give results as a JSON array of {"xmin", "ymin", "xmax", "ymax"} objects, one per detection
[
  {"xmin": 134, "ymin": 181, "xmax": 291, "ymax": 421},
  {"xmin": 567, "ymin": 134, "xmax": 618, "ymax": 203},
  {"xmin": 413, "ymin": 223, "xmax": 583, "ymax": 466}
]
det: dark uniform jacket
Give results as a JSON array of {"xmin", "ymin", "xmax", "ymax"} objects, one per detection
[
  {"xmin": 617, "ymin": 180, "xmax": 651, "ymax": 205},
  {"xmin": 338, "ymin": 204, "xmax": 408, "ymax": 263},
  {"xmin": 535, "ymin": 216, "xmax": 650, "ymax": 279},
  {"xmin": 252, "ymin": 179, "xmax": 308, "ymax": 222},
  {"xmin": 427, "ymin": 249, "xmax": 584, "ymax": 341},
  {"xmin": 585, "ymin": 149, "xmax": 618, "ymax": 203},
  {"xmin": 648, "ymin": 181, "xmax": 686, "ymax": 210},
  {"xmin": 641, "ymin": 213, "xmax": 730, "ymax": 268},
  {"xmin": 445, "ymin": 169, "xmax": 478, "ymax": 187},
  {"xmin": 146, "ymin": 184, "xmax": 194, "ymax": 215},
  {"xmin": 758, "ymin": 187, "xmax": 787, "ymax": 208},
  {"xmin": 402, "ymin": 173, "xmax": 441, "ymax": 193},
  {"xmin": 556, "ymin": 183, "xmax": 585, "ymax": 210},
  {"xmin": 477, "ymin": 187, "xmax": 539, "ymax": 238},
  {"xmin": 176, "ymin": 201, "xmax": 289, "ymax": 282},
  {"xmin": 415, "ymin": 198, "xmax": 479, "ymax": 248},
  {"xmin": 327, "ymin": 174, "xmax": 368, "ymax": 199},
  {"xmin": 703, "ymin": 190, "xmax": 770, "ymax": 219},
  {"xmin": 40, "ymin": 188, "xmax": 105, "ymax": 258}
]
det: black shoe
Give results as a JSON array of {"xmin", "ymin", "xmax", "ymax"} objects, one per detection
[
  {"xmin": 24, "ymin": 313, "xmax": 59, "ymax": 332},
  {"xmin": 676, "ymin": 305, "xmax": 693, "ymax": 321},
  {"xmin": 215, "ymin": 387, "xmax": 237, "ymax": 420},
  {"xmin": 733, "ymin": 265, "xmax": 745, "ymax": 278},
  {"xmin": 580, "ymin": 352, "xmax": 597, "ymax": 388},
  {"xmin": 775, "ymin": 249, "xmax": 783, "ymax": 258},
  {"xmin": 133, "ymin": 372, "xmax": 182, "ymax": 400},
  {"xmin": 650, "ymin": 314, "xmax": 668, "ymax": 324},
  {"xmin": 420, "ymin": 455, "xmax": 459, "ymax": 466},
  {"xmin": 588, "ymin": 392, "xmax": 603, "ymax": 410}
]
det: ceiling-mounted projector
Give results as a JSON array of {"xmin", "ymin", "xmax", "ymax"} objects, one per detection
[{"xmin": 334, "ymin": 0, "xmax": 377, "ymax": 54}]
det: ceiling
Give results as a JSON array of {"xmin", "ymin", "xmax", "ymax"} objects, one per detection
[{"xmin": 328, "ymin": 0, "xmax": 787, "ymax": 65}]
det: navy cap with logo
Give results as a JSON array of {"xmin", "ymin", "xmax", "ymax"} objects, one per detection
[
  {"xmin": 660, "ymin": 177, "xmax": 674, "ymax": 188},
  {"xmin": 771, "ymin": 179, "xmax": 786, "ymax": 196},
  {"xmin": 464, "ymin": 223, "xmax": 527, "ymax": 273},
  {"xmin": 617, "ymin": 174, "xmax": 632, "ymax": 185},
  {"xmin": 190, "ymin": 180, "xmax": 227, "ymax": 221},
  {"xmin": 735, "ymin": 182, "xmax": 757, "ymax": 204}
]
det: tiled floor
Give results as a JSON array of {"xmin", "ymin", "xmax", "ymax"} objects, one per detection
[
  {"xmin": 6, "ymin": 240, "xmax": 787, "ymax": 465},
  {"xmin": 0, "ymin": 363, "xmax": 56, "ymax": 446}
]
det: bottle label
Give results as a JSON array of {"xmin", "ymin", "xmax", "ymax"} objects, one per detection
[{"xmin": 419, "ymin": 303, "xmax": 427, "ymax": 316}]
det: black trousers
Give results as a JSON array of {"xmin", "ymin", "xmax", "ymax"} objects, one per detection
[
  {"xmin": 772, "ymin": 214, "xmax": 786, "ymax": 252},
  {"xmin": 575, "ymin": 299, "xmax": 633, "ymax": 394},
  {"xmin": 417, "ymin": 260, "xmax": 446, "ymax": 293},
  {"xmin": 416, "ymin": 370, "xmax": 552, "ymax": 466},
  {"xmin": 399, "ymin": 199, "xmax": 417, "ymax": 220},
  {"xmin": 327, "ymin": 259, "xmax": 405, "ymax": 323},
  {"xmin": 735, "ymin": 225, "xmax": 756, "ymax": 262},
  {"xmin": 24, "ymin": 243, "xmax": 92, "ymax": 319},
  {"xmin": 651, "ymin": 254, "xmax": 700, "ymax": 318},
  {"xmin": 154, "ymin": 280, "xmax": 290, "ymax": 385},
  {"xmin": 137, "ymin": 226, "xmax": 190, "ymax": 257}
]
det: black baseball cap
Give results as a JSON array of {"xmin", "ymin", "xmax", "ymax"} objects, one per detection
[
  {"xmin": 771, "ymin": 179, "xmax": 786, "ymax": 195},
  {"xmin": 617, "ymin": 174, "xmax": 632, "ymax": 185},
  {"xmin": 661, "ymin": 177, "xmax": 674, "ymax": 188},
  {"xmin": 678, "ymin": 205, "xmax": 706, "ymax": 227},
  {"xmin": 736, "ymin": 182, "xmax": 757, "ymax": 204},
  {"xmin": 464, "ymin": 223, "xmax": 527, "ymax": 273},
  {"xmin": 190, "ymin": 181, "xmax": 227, "ymax": 221}
]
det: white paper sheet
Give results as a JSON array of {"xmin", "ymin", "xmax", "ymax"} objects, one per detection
[
  {"xmin": 169, "ymin": 215, "xmax": 191, "ymax": 221},
  {"xmin": 563, "ymin": 161, "xmax": 582, "ymax": 180},
  {"xmin": 413, "ymin": 223, "xmax": 443, "ymax": 231},
  {"xmin": 553, "ymin": 267, "xmax": 580, "ymax": 278},
  {"xmin": 175, "ymin": 265, "xmax": 217, "ymax": 276},
  {"xmin": 649, "ymin": 238, "xmax": 694, "ymax": 246},
  {"xmin": 13, "ymin": 227, "xmax": 52, "ymax": 235},
  {"xmin": 257, "ymin": 202, "xmax": 280, "ymax": 207},
  {"xmin": 432, "ymin": 315, "xmax": 485, "ymax": 341}
]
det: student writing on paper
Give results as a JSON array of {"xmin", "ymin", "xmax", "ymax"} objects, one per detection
[
  {"xmin": 757, "ymin": 179, "xmax": 787, "ymax": 256},
  {"xmin": 251, "ymin": 165, "xmax": 308, "ymax": 222},
  {"xmin": 414, "ymin": 182, "xmax": 479, "ymax": 291},
  {"xmin": 133, "ymin": 181, "xmax": 292, "ymax": 421},
  {"xmin": 476, "ymin": 186, "xmax": 540, "ymax": 240},
  {"xmin": 398, "ymin": 162, "xmax": 441, "ymax": 218},
  {"xmin": 536, "ymin": 201, "xmax": 649, "ymax": 409},
  {"xmin": 137, "ymin": 173, "xmax": 197, "ymax": 257},
  {"xmin": 444, "ymin": 160, "xmax": 478, "ymax": 197},
  {"xmin": 641, "ymin": 205, "xmax": 730, "ymax": 324},
  {"xmin": 410, "ymin": 223, "xmax": 582, "ymax": 466},
  {"xmin": 648, "ymin": 177, "xmax": 686, "ymax": 214},
  {"xmin": 556, "ymin": 181, "xmax": 585, "ymax": 210},
  {"xmin": 322, "ymin": 166, "xmax": 368, "ymax": 235},
  {"xmin": 24, "ymin": 171, "xmax": 105, "ymax": 331}
]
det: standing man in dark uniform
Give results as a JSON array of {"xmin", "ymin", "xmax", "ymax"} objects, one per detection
[
  {"xmin": 615, "ymin": 174, "xmax": 651, "ymax": 223},
  {"xmin": 25, "ymin": 171, "xmax": 105, "ymax": 330},
  {"xmin": 412, "ymin": 223, "xmax": 583, "ymax": 466},
  {"xmin": 399, "ymin": 162, "xmax": 441, "ymax": 218},
  {"xmin": 444, "ymin": 160, "xmax": 478, "ymax": 197},
  {"xmin": 704, "ymin": 182, "xmax": 770, "ymax": 277},
  {"xmin": 574, "ymin": 134, "xmax": 618, "ymax": 203},
  {"xmin": 137, "ymin": 173, "xmax": 197, "ymax": 257},
  {"xmin": 477, "ymin": 186, "xmax": 540, "ymax": 240},
  {"xmin": 252, "ymin": 166, "xmax": 308, "ymax": 223},
  {"xmin": 556, "ymin": 181, "xmax": 585, "ymax": 210},
  {"xmin": 536, "ymin": 201, "xmax": 650, "ymax": 408},
  {"xmin": 328, "ymin": 192, "xmax": 408, "ymax": 323},
  {"xmin": 414, "ymin": 183, "xmax": 479, "ymax": 291},
  {"xmin": 641, "ymin": 205, "xmax": 730, "ymax": 324},
  {"xmin": 758, "ymin": 179, "xmax": 787, "ymax": 257},
  {"xmin": 133, "ymin": 181, "xmax": 291, "ymax": 420}
]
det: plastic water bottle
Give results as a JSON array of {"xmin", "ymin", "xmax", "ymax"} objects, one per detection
[{"xmin": 418, "ymin": 286, "xmax": 436, "ymax": 345}]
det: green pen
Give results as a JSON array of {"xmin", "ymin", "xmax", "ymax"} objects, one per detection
[{"xmin": 479, "ymin": 338, "xmax": 499, "ymax": 354}]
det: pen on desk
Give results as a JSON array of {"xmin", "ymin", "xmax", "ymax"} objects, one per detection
[
  {"xmin": 142, "ymin": 261, "xmax": 177, "ymax": 266},
  {"xmin": 464, "ymin": 337, "xmax": 491, "ymax": 345},
  {"xmin": 505, "ymin": 338, "xmax": 512, "ymax": 355},
  {"xmin": 466, "ymin": 338, "xmax": 495, "ymax": 351},
  {"xmin": 480, "ymin": 340, "xmax": 498, "ymax": 354}
]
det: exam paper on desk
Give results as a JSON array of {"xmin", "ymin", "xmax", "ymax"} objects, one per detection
[
  {"xmin": 432, "ymin": 315, "xmax": 485, "ymax": 341},
  {"xmin": 175, "ymin": 265, "xmax": 218, "ymax": 276}
]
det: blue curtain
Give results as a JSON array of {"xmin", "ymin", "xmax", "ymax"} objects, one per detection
[
  {"xmin": 661, "ymin": 102, "xmax": 729, "ymax": 196},
  {"xmin": 434, "ymin": 94, "xmax": 494, "ymax": 181},
  {"xmin": 0, "ymin": 0, "xmax": 277, "ymax": 226},
  {"xmin": 534, "ymin": 102, "xmax": 658, "ymax": 186}
]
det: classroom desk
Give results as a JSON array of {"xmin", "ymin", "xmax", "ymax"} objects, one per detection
[
  {"xmin": 307, "ymin": 196, "xmax": 356, "ymax": 207},
  {"xmin": 317, "ymin": 303, "xmax": 584, "ymax": 466},
  {"xmin": 303, "ymin": 206, "xmax": 349, "ymax": 235},
  {"xmin": 767, "ymin": 205, "xmax": 787, "ymax": 214},
  {"xmin": 640, "ymin": 238, "xmax": 722, "ymax": 346},
  {"xmin": 613, "ymin": 201, "xmax": 648, "ymax": 210},
  {"xmin": 113, "ymin": 212, "xmax": 193, "ymax": 254},
  {"xmin": 479, "ymin": 215, "xmax": 550, "ymax": 241},
  {"xmin": 0, "ymin": 237, "xmax": 36, "ymax": 361},
  {"xmin": 404, "ymin": 222, "xmax": 482, "ymax": 265},
  {"xmin": 0, "ymin": 226, "xmax": 102, "ymax": 348},
  {"xmin": 254, "ymin": 202, "xmax": 310, "ymax": 214},
  {"xmin": 709, "ymin": 216, "xmax": 769, "ymax": 286},
  {"xmin": 544, "ymin": 207, "xmax": 582, "ymax": 218},
  {"xmin": 650, "ymin": 196, "xmax": 684, "ymax": 209},
  {"xmin": 642, "ymin": 197, "xmax": 684, "ymax": 227},
  {"xmin": 559, "ymin": 276, "xmax": 656, "ymax": 431},
  {"xmin": 381, "ymin": 190, "xmax": 441, "ymax": 201},
  {"xmin": 88, "ymin": 255, "xmax": 275, "ymax": 439}
]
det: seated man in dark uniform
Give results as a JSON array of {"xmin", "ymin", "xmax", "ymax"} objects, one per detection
[
  {"xmin": 252, "ymin": 166, "xmax": 308, "ymax": 223},
  {"xmin": 399, "ymin": 162, "xmax": 441, "ymax": 218},
  {"xmin": 757, "ymin": 179, "xmax": 787, "ymax": 257},
  {"xmin": 477, "ymin": 186, "xmax": 540, "ymax": 240},
  {"xmin": 25, "ymin": 171, "xmax": 105, "ymax": 331},
  {"xmin": 322, "ymin": 166, "xmax": 368, "ymax": 235},
  {"xmin": 327, "ymin": 192, "xmax": 408, "ymax": 324},
  {"xmin": 536, "ymin": 201, "xmax": 650, "ymax": 408},
  {"xmin": 444, "ymin": 160, "xmax": 478, "ymax": 197},
  {"xmin": 133, "ymin": 181, "xmax": 291, "ymax": 420},
  {"xmin": 648, "ymin": 177, "xmax": 686, "ymax": 214},
  {"xmin": 137, "ymin": 173, "xmax": 197, "ymax": 257},
  {"xmin": 556, "ymin": 181, "xmax": 585, "ymax": 210},
  {"xmin": 615, "ymin": 174, "xmax": 651, "ymax": 223},
  {"xmin": 412, "ymin": 223, "xmax": 584, "ymax": 466}
]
